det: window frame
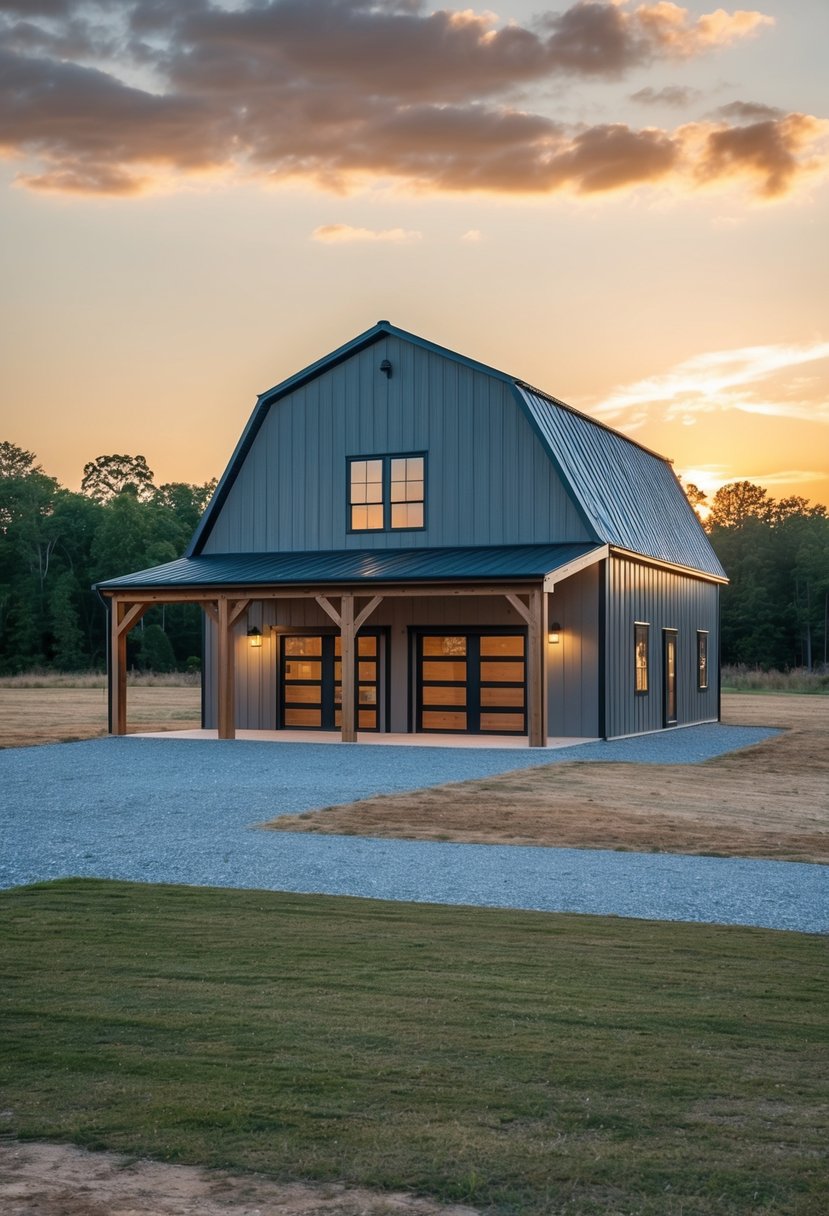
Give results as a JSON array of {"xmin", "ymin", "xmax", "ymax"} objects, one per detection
[
  {"xmin": 347, "ymin": 452, "xmax": 427, "ymax": 534},
  {"xmin": 697, "ymin": 630, "xmax": 709, "ymax": 691},
  {"xmin": 634, "ymin": 621, "xmax": 650, "ymax": 695}
]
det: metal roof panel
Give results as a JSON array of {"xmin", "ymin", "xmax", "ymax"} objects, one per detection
[
  {"xmin": 517, "ymin": 387, "xmax": 726, "ymax": 579},
  {"xmin": 96, "ymin": 543, "xmax": 603, "ymax": 591}
]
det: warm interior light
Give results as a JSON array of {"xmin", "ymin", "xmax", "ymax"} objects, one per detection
[
  {"xmin": 548, "ymin": 622, "xmax": 562, "ymax": 644},
  {"xmin": 248, "ymin": 626, "xmax": 262, "ymax": 648}
]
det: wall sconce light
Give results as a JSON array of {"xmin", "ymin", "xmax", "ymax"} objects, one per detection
[
  {"xmin": 548, "ymin": 622, "xmax": 562, "ymax": 644},
  {"xmin": 247, "ymin": 626, "xmax": 262, "ymax": 648},
  {"xmin": 380, "ymin": 359, "xmax": 392, "ymax": 379}
]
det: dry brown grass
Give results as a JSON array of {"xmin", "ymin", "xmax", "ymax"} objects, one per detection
[
  {"xmin": 266, "ymin": 694, "xmax": 829, "ymax": 864},
  {"xmin": 0, "ymin": 670, "xmax": 199, "ymax": 689},
  {"xmin": 0, "ymin": 685, "xmax": 201, "ymax": 748}
]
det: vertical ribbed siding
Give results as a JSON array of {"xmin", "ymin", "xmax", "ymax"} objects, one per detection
[
  {"xmin": 202, "ymin": 337, "xmax": 591, "ymax": 554},
  {"xmin": 546, "ymin": 566, "xmax": 600, "ymax": 738},
  {"xmin": 604, "ymin": 554, "xmax": 720, "ymax": 738}
]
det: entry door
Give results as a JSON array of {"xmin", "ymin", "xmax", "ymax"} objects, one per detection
[
  {"xmin": 416, "ymin": 632, "xmax": 526, "ymax": 734},
  {"xmin": 281, "ymin": 633, "xmax": 380, "ymax": 730},
  {"xmin": 663, "ymin": 630, "xmax": 678, "ymax": 727}
]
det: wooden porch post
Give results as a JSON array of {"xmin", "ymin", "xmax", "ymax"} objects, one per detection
[
  {"xmin": 527, "ymin": 587, "xmax": 545, "ymax": 748},
  {"xmin": 110, "ymin": 599, "xmax": 148, "ymax": 736},
  {"xmin": 111, "ymin": 601, "xmax": 127, "ymax": 736},
  {"xmin": 540, "ymin": 588, "xmax": 549, "ymax": 747},
  {"xmin": 217, "ymin": 596, "xmax": 236, "ymax": 740},
  {"xmin": 340, "ymin": 593, "xmax": 356, "ymax": 742},
  {"xmin": 316, "ymin": 593, "xmax": 382, "ymax": 742}
]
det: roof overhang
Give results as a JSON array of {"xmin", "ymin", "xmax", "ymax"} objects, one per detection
[
  {"xmin": 608, "ymin": 546, "xmax": 729, "ymax": 585},
  {"xmin": 543, "ymin": 544, "xmax": 609, "ymax": 591},
  {"xmin": 95, "ymin": 543, "xmax": 606, "ymax": 596}
]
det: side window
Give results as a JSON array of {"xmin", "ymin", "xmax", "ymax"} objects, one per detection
[
  {"xmin": 634, "ymin": 622, "xmax": 649, "ymax": 694},
  {"xmin": 697, "ymin": 631, "xmax": 709, "ymax": 690}
]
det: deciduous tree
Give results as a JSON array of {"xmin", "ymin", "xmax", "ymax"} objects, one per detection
[{"xmin": 81, "ymin": 454, "xmax": 156, "ymax": 503}]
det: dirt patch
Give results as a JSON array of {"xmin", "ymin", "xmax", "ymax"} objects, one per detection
[
  {"xmin": 265, "ymin": 695, "xmax": 829, "ymax": 863},
  {"xmin": 0, "ymin": 687, "xmax": 201, "ymax": 749},
  {"xmin": 0, "ymin": 1142, "xmax": 479, "ymax": 1216}
]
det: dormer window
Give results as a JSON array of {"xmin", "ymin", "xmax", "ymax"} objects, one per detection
[{"xmin": 349, "ymin": 454, "xmax": 425, "ymax": 531}]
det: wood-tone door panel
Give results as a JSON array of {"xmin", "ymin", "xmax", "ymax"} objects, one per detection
[
  {"xmin": 281, "ymin": 632, "xmax": 381, "ymax": 730},
  {"xmin": 416, "ymin": 631, "xmax": 526, "ymax": 735}
]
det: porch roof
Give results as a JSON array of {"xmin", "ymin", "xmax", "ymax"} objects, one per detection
[{"xmin": 95, "ymin": 542, "xmax": 603, "ymax": 591}]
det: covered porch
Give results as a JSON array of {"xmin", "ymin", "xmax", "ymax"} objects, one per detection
[{"xmin": 96, "ymin": 543, "xmax": 606, "ymax": 747}]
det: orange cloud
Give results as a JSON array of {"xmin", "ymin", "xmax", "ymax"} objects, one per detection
[
  {"xmin": 592, "ymin": 340, "xmax": 829, "ymax": 428},
  {"xmin": 0, "ymin": 1, "xmax": 811, "ymax": 200},
  {"xmin": 635, "ymin": 3, "xmax": 773, "ymax": 55},
  {"xmin": 694, "ymin": 113, "xmax": 827, "ymax": 197},
  {"xmin": 312, "ymin": 224, "xmax": 422, "ymax": 243}
]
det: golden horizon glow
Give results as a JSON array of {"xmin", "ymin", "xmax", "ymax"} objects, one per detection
[{"xmin": 1, "ymin": 0, "xmax": 827, "ymax": 510}]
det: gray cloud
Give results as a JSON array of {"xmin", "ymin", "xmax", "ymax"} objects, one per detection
[
  {"xmin": 0, "ymin": 0, "xmax": 816, "ymax": 199},
  {"xmin": 631, "ymin": 85, "xmax": 702, "ymax": 108},
  {"xmin": 715, "ymin": 100, "xmax": 783, "ymax": 122}
]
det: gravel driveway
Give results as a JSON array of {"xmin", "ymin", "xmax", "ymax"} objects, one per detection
[{"xmin": 1, "ymin": 729, "xmax": 826, "ymax": 933}]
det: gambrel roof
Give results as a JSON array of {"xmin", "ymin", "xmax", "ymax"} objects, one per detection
[{"xmin": 184, "ymin": 320, "xmax": 724, "ymax": 580}]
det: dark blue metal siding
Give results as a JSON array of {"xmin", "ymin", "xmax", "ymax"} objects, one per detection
[
  {"xmin": 199, "ymin": 336, "xmax": 591, "ymax": 555},
  {"xmin": 604, "ymin": 553, "xmax": 720, "ymax": 737},
  {"xmin": 547, "ymin": 564, "xmax": 601, "ymax": 738},
  {"xmin": 95, "ymin": 543, "xmax": 602, "ymax": 591},
  {"xmin": 517, "ymin": 388, "xmax": 726, "ymax": 579}
]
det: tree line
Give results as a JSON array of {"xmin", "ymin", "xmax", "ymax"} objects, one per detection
[
  {"xmin": 0, "ymin": 440, "xmax": 826, "ymax": 673},
  {"xmin": 0, "ymin": 442, "xmax": 215, "ymax": 673},
  {"xmin": 697, "ymin": 480, "xmax": 829, "ymax": 671}
]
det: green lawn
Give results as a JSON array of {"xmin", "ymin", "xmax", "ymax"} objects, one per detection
[{"xmin": 1, "ymin": 880, "xmax": 826, "ymax": 1215}]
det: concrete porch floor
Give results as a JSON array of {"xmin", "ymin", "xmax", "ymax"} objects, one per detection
[{"xmin": 136, "ymin": 728, "xmax": 598, "ymax": 749}]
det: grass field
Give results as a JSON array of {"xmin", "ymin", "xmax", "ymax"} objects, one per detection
[
  {"xmin": 0, "ymin": 677, "xmax": 201, "ymax": 748},
  {"xmin": 1, "ymin": 879, "xmax": 827, "ymax": 1216}
]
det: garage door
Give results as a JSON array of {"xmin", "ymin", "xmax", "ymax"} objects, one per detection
[{"xmin": 416, "ymin": 631, "xmax": 526, "ymax": 735}]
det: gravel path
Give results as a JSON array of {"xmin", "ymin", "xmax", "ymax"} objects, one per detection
[{"xmin": 2, "ymin": 728, "xmax": 826, "ymax": 933}]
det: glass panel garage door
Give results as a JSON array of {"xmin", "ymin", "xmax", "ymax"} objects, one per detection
[
  {"xmin": 416, "ymin": 631, "xmax": 526, "ymax": 734},
  {"xmin": 281, "ymin": 633, "xmax": 380, "ymax": 730}
]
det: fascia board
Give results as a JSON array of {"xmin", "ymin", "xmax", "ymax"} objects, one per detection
[
  {"xmin": 608, "ymin": 546, "xmax": 729, "ymax": 585},
  {"xmin": 543, "ymin": 544, "xmax": 609, "ymax": 591}
]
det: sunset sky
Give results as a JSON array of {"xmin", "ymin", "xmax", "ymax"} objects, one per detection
[{"xmin": 2, "ymin": 0, "xmax": 828, "ymax": 509}]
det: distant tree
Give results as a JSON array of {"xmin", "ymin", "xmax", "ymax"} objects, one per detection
[
  {"xmin": 90, "ymin": 492, "xmax": 188, "ymax": 584},
  {"xmin": 153, "ymin": 480, "xmax": 218, "ymax": 534},
  {"xmin": 707, "ymin": 481, "xmax": 773, "ymax": 530},
  {"xmin": 49, "ymin": 570, "xmax": 86, "ymax": 670},
  {"xmin": 0, "ymin": 441, "xmax": 42, "ymax": 480},
  {"xmin": 708, "ymin": 484, "xmax": 829, "ymax": 669},
  {"xmin": 0, "ymin": 451, "xmax": 62, "ymax": 669},
  {"xmin": 679, "ymin": 479, "xmax": 707, "ymax": 522},
  {"xmin": 81, "ymin": 454, "xmax": 156, "ymax": 503},
  {"xmin": 0, "ymin": 445, "xmax": 215, "ymax": 672},
  {"xmin": 137, "ymin": 623, "xmax": 176, "ymax": 673},
  {"xmin": 772, "ymin": 496, "xmax": 827, "ymax": 523}
]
